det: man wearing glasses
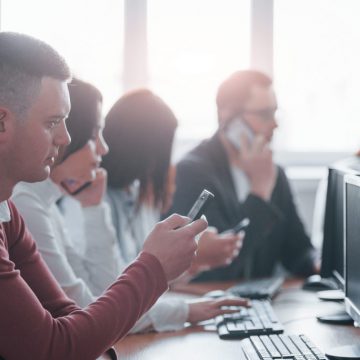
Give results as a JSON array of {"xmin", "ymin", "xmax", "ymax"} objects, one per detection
[{"xmin": 169, "ymin": 70, "xmax": 317, "ymax": 280}]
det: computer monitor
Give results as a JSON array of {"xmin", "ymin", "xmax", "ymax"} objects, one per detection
[
  {"xmin": 321, "ymin": 157, "xmax": 360, "ymax": 290},
  {"xmin": 325, "ymin": 173, "xmax": 360, "ymax": 360},
  {"xmin": 344, "ymin": 174, "xmax": 360, "ymax": 325}
]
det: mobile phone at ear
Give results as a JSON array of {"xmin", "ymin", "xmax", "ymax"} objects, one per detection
[
  {"xmin": 187, "ymin": 189, "xmax": 215, "ymax": 221},
  {"xmin": 231, "ymin": 217, "xmax": 250, "ymax": 233},
  {"xmin": 225, "ymin": 117, "xmax": 254, "ymax": 150},
  {"xmin": 61, "ymin": 180, "xmax": 93, "ymax": 196}
]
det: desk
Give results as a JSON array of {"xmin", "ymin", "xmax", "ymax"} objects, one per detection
[{"xmin": 114, "ymin": 280, "xmax": 360, "ymax": 359}]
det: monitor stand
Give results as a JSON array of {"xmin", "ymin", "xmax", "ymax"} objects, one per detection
[
  {"xmin": 317, "ymin": 289, "xmax": 345, "ymax": 301},
  {"xmin": 317, "ymin": 310, "xmax": 353, "ymax": 325},
  {"xmin": 326, "ymin": 345, "xmax": 360, "ymax": 360}
]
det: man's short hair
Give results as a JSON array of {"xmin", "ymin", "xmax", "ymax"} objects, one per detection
[
  {"xmin": 216, "ymin": 70, "xmax": 272, "ymax": 122},
  {"xmin": 0, "ymin": 32, "xmax": 71, "ymax": 118}
]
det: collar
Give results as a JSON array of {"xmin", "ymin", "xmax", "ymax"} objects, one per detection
[
  {"xmin": 15, "ymin": 178, "xmax": 63, "ymax": 207},
  {"xmin": 0, "ymin": 201, "xmax": 11, "ymax": 222}
]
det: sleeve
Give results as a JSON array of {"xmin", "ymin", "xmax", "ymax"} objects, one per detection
[
  {"xmin": 277, "ymin": 169, "xmax": 317, "ymax": 276},
  {"xmin": 0, "ymin": 202, "xmax": 168, "ymax": 360},
  {"xmin": 130, "ymin": 298, "xmax": 189, "ymax": 333},
  {"xmin": 75, "ymin": 202, "xmax": 125, "ymax": 296},
  {"xmin": 11, "ymin": 189, "xmax": 95, "ymax": 307}
]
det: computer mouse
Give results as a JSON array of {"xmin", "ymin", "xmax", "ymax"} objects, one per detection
[
  {"xmin": 302, "ymin": 275, "xmax": 338, "ymax": 292},
  {"xmin": 203, "ymin": 289, "xmax": 227, "ymax": 299}
]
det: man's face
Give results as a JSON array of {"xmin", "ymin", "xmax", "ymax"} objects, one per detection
[
  {"xmin": 241, "ymin": 85, "xmax": 278, "ymax": 142},
  {"xmin": 8, "ymin": 77, "xmax": 71, "ymax": 183}
]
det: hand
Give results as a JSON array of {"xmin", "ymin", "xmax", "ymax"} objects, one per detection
[
  {"xmin": 194, "ymin": 227, "xmax": 244, "ymax": 269},
  {"xmin": 74, "ymin": 168, "xmax": 107, "ymax": 207},
  {"xmin": 143, "ymin": 214, "xmax": 208, "ymax": 281},
  {"xmin": 237, "ymin": 133, "xmax": 276, "ymax": 201},
  {"xmin": 187, "ymin": 296, "xmax": 250, "ymax": 324}
]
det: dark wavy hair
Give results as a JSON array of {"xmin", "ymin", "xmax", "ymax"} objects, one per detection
[
  {"xmin": 58, "ymin": 78, "xmax": 103, "ymax": 163},
  {"xmin": 102, "ymin": 89, "xmax": 178, "ymax": 206}
]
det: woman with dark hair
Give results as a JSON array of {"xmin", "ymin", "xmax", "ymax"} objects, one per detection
[
  {"xmin": 103, "ymin": 89, "xmax": 177, "ymax": 210},
  {"xmin": 101, "ymin": 89, "xmax": 244, "ymax": 292},
  {"xmin": 102, "ymin": 89, "xmax": 243, "ymax": 272}
]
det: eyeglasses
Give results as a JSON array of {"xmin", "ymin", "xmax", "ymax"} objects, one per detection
[{"xmin": 241, "ymin": 108, "xmax": 278, "ymax": 122}]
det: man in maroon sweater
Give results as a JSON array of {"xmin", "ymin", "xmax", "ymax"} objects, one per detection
[{"xmin": 0, "ymin": 32, "xmax": 207, "ymax": 360}]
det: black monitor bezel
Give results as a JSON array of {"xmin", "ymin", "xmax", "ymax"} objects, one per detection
[{"xmin": 344, "ymin": 173, "xmax": 360, "ymax": 325}]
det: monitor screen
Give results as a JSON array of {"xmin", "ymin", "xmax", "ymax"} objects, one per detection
[
  {"xmin": 321, "ymin": 157, "xmax": 360, "ymax": 289},
  {"xmin": 344, "ymin": 175, "xmax": 360, "ymax": 324}
]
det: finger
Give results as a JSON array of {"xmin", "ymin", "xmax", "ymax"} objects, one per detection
[
  {"xmin": 95, "ymin": 167, "xmax": 107, "ymax": 179},
  {"xmin": 185, "ymin": 216, "xmax": 208, "ymax": 236},
  {"xmin": 219, "ymin": 232, "xmax": 240, "ymax": 241},
  {"xmin": 162, "ymin": 213, "xmax": 191, "ymax": 229},
  {"xmin": 214, "ymin": 297, "xmax": 251, "ymax": 308},
  {"xmin": 205, "ymin": 226, "xmax": 218, "ymax": 234},
  {"xmin": 213, "ymin": 307, "xmax": 243, "ymax": 317}
]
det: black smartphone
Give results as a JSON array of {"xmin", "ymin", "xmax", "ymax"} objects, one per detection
[
  {"xmin": 186, "ymin": 189, "xmax": 215, "ymax": 221},
  {"xmin": 231, "ymin": 217, "xmax": 250, "ymax": 233},
  {"xmin": 60, "ymin": 180, "xmax": 93, "ymax": 196}
]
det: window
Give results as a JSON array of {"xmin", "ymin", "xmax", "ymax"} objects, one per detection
[
  {"xmin": 274, "ymin": 0, "xmax": 360, "ymax": 152},
  {"xmin": 1, "ymin": 0, "xmax": 124, "ymax": 112},
  {"xmin": 148, "ymin": 0, "xmax": 251, "ymax": 139}
]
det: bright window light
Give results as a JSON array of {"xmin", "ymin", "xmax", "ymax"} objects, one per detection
[
  {"xmin": 148, "ymin": 0, "xmax": 251, "ymax": 140},
  {"xmin": 1, "ymin": 0, "xmax": 124, "ymax": 113},
  {"xmin": 274, "ymin": 0, "xmax": 360, "ymax": 152}
]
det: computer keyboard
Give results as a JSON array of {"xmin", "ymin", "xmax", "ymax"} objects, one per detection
[
  {"xmin": 239, "ymin": 334, "xmax": 327, "ymax": 360},
  {"xmin": 215, "ymin": 299, "xmax": 284, "ymax": 339},
  {"xmin": 228, "ymin": 277, "xmax": 284, "ymax": 299}
]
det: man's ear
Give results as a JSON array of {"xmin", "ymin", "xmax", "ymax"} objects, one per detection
[
  {"xmin": 0, "ymin": 110, "xmax": 6, "ymax": 132},
  {"xmin": 0, "ymin": 108, "xmax": 16, "ymax": 144}
]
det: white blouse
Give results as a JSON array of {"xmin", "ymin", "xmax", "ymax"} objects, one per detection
[{"xmin": 12, "ymin": 179, "xmax": 187, "ymax": 332}]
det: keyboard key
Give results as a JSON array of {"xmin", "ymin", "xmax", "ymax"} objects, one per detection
[
  {"xmin": 259, "ymin": 336, "xmax": 282, "ymax": 358},
  {"xmin": 269, "ymin": 335, "xmax": 292, "ymax": 357},
  {"xmin": 250, "ymin": 336, "xmax": 272, "ymax": 358},
  {"xmin": 289, "ymin": 335, "xmax": 313, "ymax": 355},
  {"xmin": 279, "ymin": 334, "xmax": 302, "ymax": 355},
  {"xmin": 242, "ymin": 339, "xmax": 263, "ymax": 360}
]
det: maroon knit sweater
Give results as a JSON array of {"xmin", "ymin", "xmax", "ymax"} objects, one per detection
[{"xmin": 0, "ymin": 201, "xmax": 167, "ymax": 360}]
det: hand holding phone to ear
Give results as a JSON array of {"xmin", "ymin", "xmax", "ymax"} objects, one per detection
[
  {"xmin": 73, "ymin": 168, "xmax": 107, "ymax": 207},
  {"xmin": 239, "ymin": 133, "xmax": 277, "ymax": 201}
]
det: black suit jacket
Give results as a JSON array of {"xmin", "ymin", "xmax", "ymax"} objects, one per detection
[{"xmin": 169, "ymin": 133, "xmax": 316, "ymax": 280}]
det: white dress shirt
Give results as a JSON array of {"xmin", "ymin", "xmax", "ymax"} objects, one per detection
[
  {"xmin": 230, "ymin": 165, "xmax": 251, "ymax": 203},
  {"xmin": 0, "ymin": 201, "xmax": 11, "ymax": 223},
  {"xmin": 12, "ymin": 179, "xmax": 119, "ymax": 307}
]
